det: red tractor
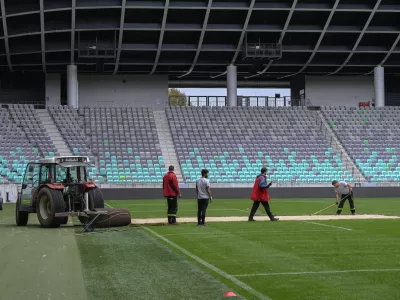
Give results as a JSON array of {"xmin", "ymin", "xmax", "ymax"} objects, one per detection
[{"xmin": 16, "ymin": 156, "xmax": 131, "ymax": 231}]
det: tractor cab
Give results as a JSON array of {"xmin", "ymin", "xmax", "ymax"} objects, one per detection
[
  {"xmin": 16, "ymin": 156, "xmax": 131, "ymax": 231},
  {"xmin": 19, "ymin": 156, "xmax": 91, "ymax": 206}
]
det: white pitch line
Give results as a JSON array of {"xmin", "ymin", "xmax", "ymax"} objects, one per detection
[
  {"xmin": 144, "ymin": 227, "xmax": 271, "ymax": 300},
  {"xmin": 233, "ymin": 268, "xmax": 400, "ymax": 277},
  {"xmin": 163, "ymin": 229, "xmax": 337, "ymax": 237},
  {"xmin": 129, "ymin": 208, "xmax": 247, "ymax": 213},
  {"xmin": 301, "ymin": 221, "xmax": 352, "ymax": 231},
  {"xmin": 104, "ymin": 202, "xmax": 113, "ymax": 208}
]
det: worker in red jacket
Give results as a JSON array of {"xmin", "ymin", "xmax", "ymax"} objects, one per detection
[
  {"xmin": 163, "ymin": 165, "xmax": 181, "ymax": 225},
  {"xmin": 249, "ymin": 167, "xmax": 279, "ymax": 222}
]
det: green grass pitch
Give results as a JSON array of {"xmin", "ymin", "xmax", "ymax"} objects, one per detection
[{"xmin": 1, "ymin": 198, "xmax": 400, "ymax": 300}]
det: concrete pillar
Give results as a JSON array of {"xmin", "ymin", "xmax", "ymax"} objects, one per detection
[
  {"xmin": 374, "ymin": 65, "xmax": 385, "ymax": 107},
  {"xmin": 67, "ymin": 64, "xmax": 78, "ymax": 108},
  {"xmin": 227, "ymin": 64, "xmax": 237, "ymax": 107}
]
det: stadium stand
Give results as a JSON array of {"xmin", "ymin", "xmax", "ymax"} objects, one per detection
[
  {"xmin": 321, "ymin": 106, "xmax": 400, "ymax": 182},
  {"xmin": 0, "ymin": 105, "xmax": 167, "ymax": 184},
  {"xmin": 0, "ymin": 107, "xmax": 42, "ymax": 183},
  {"xmin": 8, "ymin": 105, "xmax": 58, "ymax": 158},
  {"xmin": 81, "ymin": 107, "xmax": 166, "ymax": 184},
  {"xmin": 5, "ymin": 104, "xmax": 400, "ymax": 185},
  {"xmin": 48, "ymin": 106, "xmax": 94, "ymax": 159},
  {"xmin": 167, "ymin": 106, "xmax": 354, "ymax": 184}
]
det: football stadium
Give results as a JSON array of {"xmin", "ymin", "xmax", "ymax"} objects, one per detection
[{"xmin": 1, "ymin": 0, "xmax": 400, "ymax": 299}]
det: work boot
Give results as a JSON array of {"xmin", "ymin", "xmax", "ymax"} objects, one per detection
[
  {"xmin": 248, "ymin": 216, "xmax": 256, "ymax": 222},
  {"xmin": 171, "ymin": 216, "xmax": 180, "ymax": 225}
]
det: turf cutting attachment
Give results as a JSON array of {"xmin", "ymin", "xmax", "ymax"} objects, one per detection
[{"xmin": 77, "ymin": 208, "xmax": 132, "ymax": 232}]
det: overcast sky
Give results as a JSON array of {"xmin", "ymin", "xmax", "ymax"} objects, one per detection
[{"xmin": 179, "ymin": 88, "xmax": 290, "ymax": 97}]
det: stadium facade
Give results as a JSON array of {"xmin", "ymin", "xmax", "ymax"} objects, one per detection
[
  {"xmin": 0, "ymin": 0, "xmax": 399, "ymax": 108},
  {"xmin": 1, "ymin": 1, "xmax": 400, "ymax": 199}
]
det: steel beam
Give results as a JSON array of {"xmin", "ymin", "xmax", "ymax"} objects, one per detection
[
  {"xmin": 39, "ymin": 0, "xmax": 46, "ymax": 72},
  {"xmin": 114, "ymin": 0, "xmax": 127, "ymax": 75},
  {"xmin": 0, "ymin": 0, "xmax": 12, "ymax": 71},
  {"xmin": 150, "ymin": 0, "xmax": 169, "ymax": 74},
  {"xmin": 178, "ymin": 0, "xmax": 212, "ymax": 78},
  {"xmin": 328, "ymin": 0, "xmax": 382, "ymax": 76},
  {"xmin": 210, "ymin": 0, "xmax": 256, "ymax": 78},
  {"xmin": 245, "ymin": 0, "xmax": 298, "ymax": 79},
  {"xmin": 70, "ymin": 0, "xmax": 76, "ymax": 63},
  {"xmin": 279, "ymin": 0, "xmax": 340, "ymax": 79},
  {"xmin": 231, "ymin": 0, "xmax": 256, "ymax": 64},
  {"xmin": 365, "ymin": 33, "xmax": 400, "ymax": 75}
]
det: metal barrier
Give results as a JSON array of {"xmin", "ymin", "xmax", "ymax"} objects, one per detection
[
  {"xmin": 169, "ymin": 96, "xmax": 296, "ymax": 107},
  {"xmin": 314, "ymin": 112, "xmax": 366, "ymax": 183},
  {"xmin": 239, "ymin": 96, "xmax": 291, "ymax": 107},
  {"xmin": 0, "ymin": 101, "xmax": 46, "ymax": 109},
  {"xmin": 0, "ymin": 184, "xmax": 19, "ymax": 203}
]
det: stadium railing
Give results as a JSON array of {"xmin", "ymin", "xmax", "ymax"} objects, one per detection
[
  {"xmin": 169, "ymin": 96, "xmax": 301, "ymax": 107},
  {"xmin": 314, "ymin": 112, "xmax": 367, "ymax": 183}
]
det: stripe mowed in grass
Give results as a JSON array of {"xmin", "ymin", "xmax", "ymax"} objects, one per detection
[{"xmin": 1, "ymin": 198, "xmax": 400, "ymax": 300}]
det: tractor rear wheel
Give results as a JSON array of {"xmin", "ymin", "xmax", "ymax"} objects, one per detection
[
  {"xmin": 88, "ymin": 187, "xmax": 104, "ymax": 209},
  {"xmin": 16, "ymin": 197, "xmax": 29, "ymax": 226},
  {"xmin": 37, "ymin": 188, "xmax": 66, "ymax": 228},
  {"xmin": 78, "ymin": 187, "xmax": 104, "ymax": 225}
]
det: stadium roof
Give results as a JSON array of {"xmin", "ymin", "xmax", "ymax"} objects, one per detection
[{"xmin": 1, "ymin": 0, "xmax": 400, "ymax": 80}]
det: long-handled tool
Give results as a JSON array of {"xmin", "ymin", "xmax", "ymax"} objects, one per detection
[
  {"xmin": 310, "ymin": 193, "xmax": 350, "ymax": 216},
  {"xmin": 310, "ymin": 203, "xmax": 337, "ymax": 215}
]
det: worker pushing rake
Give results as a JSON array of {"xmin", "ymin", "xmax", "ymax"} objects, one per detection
[{"xmin": 311, "ymin": 180, "xmax": 356, "ymax": 216}]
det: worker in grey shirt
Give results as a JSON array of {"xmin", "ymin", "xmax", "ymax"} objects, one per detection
[
  {"xmin": 196, "ymin": 169, "xmax": 212, "ymax": 226},
  {"xmin": 332, "ymin": 180, "xmax": 355, "ymax": 215}
]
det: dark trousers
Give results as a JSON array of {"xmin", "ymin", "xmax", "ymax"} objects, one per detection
[
  {"xmin": 336, "ymin": 192, "xmax": 355, "ymax": 215},
  {"xmin": 167, "ymin": 196, "xmax": 178, "ymax": 224},
  {"xmin": 250, "ymin": 201, "xmax": 274, "ymax": 220},
  {"xmin": 197, "ymin": 199, "xmax": 209, "ymax": 225}
]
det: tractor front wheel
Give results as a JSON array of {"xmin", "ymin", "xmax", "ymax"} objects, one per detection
[
  {"xmin": 36, "ymin": 188, "xmax": 66, "ymax": 228},
  {"xmin": 88, "ymin": 187, "xmax": 104, "ymax": 209},
  {"xmin": 16, "ymin": 197, "xmax": 29, "ymax": 226}
]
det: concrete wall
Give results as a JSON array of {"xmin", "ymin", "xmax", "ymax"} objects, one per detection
[
  {"xmin": 0, "ymin": 73, "xmax": 45, "ymax": 106},
  {"xmin": 45, "ymin": 74, "xmax": 61, "ymax": 106},
  {"xmin": 290, "ymin": 75, "xmax": 305, "ymax": 106},
  {"xmin": 77, "ymin": 74, "xmax": 168, "ymax": 108},
  {"xmin": 101, "ymin": 187, "xmax": 400, "ymax": 200},
  {"xmin": 305, "ymin": 76, "xmax": 374, "ymax": 107},
  {"xmin": 385, "ymin": 75, "xmax": 400, "ymax": 106}
]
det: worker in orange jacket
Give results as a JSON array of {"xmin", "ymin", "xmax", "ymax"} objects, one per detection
[
  {"xmin": 163, "ymin": 165, "xmax": 181, "ymax": 225},
  {"xmin": 249, "ymin": 167, "xmax": 279, "ymax": 222}
]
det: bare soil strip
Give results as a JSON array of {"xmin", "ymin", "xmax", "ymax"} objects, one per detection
[{"xmin": 131, "ymin": 214, "xmax": 400, "ymax": 225}]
